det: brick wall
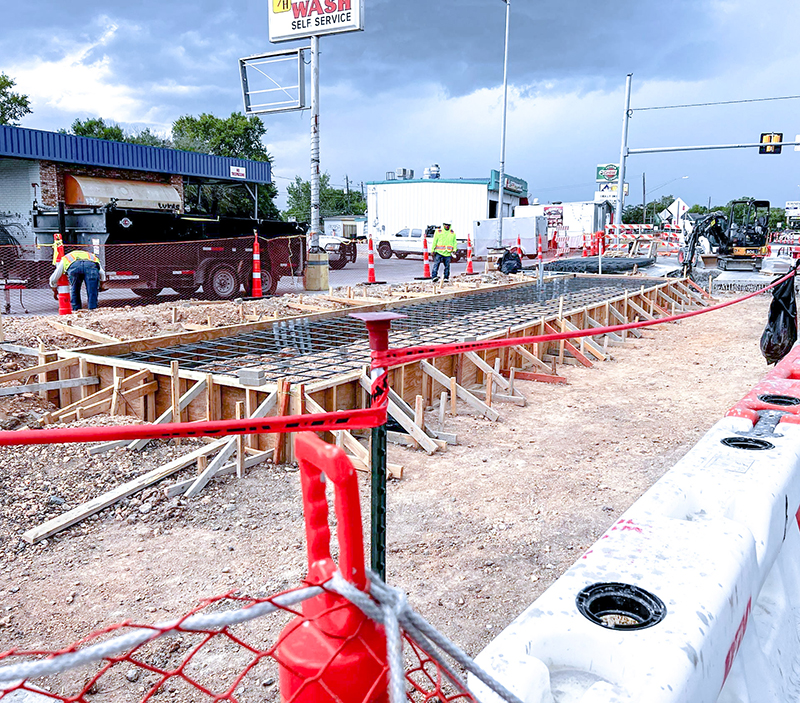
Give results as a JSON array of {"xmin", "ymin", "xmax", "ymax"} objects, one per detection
[{"xmin": 38, "ymin": 161, "xmax": 185, "ymax": 212}]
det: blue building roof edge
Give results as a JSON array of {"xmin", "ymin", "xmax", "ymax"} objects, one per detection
[{"xmin": 0, "ymin": 125, "xmax": 271, "ymax": 184}]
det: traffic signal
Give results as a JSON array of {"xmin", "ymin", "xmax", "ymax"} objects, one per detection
[{"xmin": 759, "ymin": 132, "xmax": 783, "ymax": 154}]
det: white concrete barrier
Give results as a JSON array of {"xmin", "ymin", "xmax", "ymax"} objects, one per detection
[{"xmin": 471, "ymin": 408, "xmax": 800, "ymax": 702}]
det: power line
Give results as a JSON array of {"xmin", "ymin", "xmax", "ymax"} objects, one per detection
[{"xmin": 636, "ymin": 94, "xmax": 800, "ymax": 112}]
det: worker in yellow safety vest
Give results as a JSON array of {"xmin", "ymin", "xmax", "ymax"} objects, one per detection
[
  {"xmin": 49, "ymin": 251, "xmax": 107, "ymax": 311},
  {"xmin": 431, "ymin": 222, "xmax": 457, "ymax": 281}
]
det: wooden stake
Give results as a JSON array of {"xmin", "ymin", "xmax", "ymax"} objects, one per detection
[
  {"xmin": 438, "ymin": 391, "xmax": 447, "ymax": 426},
  {"xmin": 0, "ymin": 313, "xmax": 4, "ymax": 343},
  {"xmin": 171, "ymin": 307, "xmax": 178, "ymax": 324},
  {"xmin": 485, "ymin": 370, "xmax": 493, "ymax": 407},
  {"xmin": 79, "ymin": 358, "xmax": 91, "ymax": 400},
  {"xmin": 509, "ymin": 367, "xmax": 516, "ymax": 396},
  {"xmin": 37, "ymin": 341, "xmax": 47, "ymax": 400},
  {"xmin": 414, "ymin": 395, "xmax": 425, "ymax": 433},
  {"xmin": 245, "ymin": 388, "xmax": 256, "ymax": 450},
  {"xmin": 205, "ymin": 373, "xmax": 215, "ymax": 421},
  {"xmin": 235, "ymin": 401, "xmax": 245, "ymax": 478},
  {"xmin": 170, "ymin": 360, "xmax": 181, "ymax": 445},
  {"xmin": 450, "ymin": 377, "xmax": 457, "ymax": 415},
  {"xmin": 274, "ymin": 379, "xmax": 291, "ymax": 464}
]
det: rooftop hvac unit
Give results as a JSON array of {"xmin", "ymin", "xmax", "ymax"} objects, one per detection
[
  {"xmin": 385, "ymin": 171, "xmax": 396, "ymax": 180},
  {"xmin": 423, "ymin": 164, "xmax": 441, "ymax": 180},
  {"xmin": 395, "ymin": 168, "xmax": 414, "ymax": 180}
]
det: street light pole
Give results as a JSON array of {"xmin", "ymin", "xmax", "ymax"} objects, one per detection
[{"xmin": 496, "ymin": 0, "xmax": 510, "ymax": 249}]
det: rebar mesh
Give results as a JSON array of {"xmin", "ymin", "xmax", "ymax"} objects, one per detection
[{"xmin": 117, "ymin": 277, "xmax": 658, "ymax": 383}]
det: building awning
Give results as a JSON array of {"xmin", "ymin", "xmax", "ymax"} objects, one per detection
[{"xmin": 64, "ymin": 175, "xmax": 181, "ymax": 211}]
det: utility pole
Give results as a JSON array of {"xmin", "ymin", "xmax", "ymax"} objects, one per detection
[
  {"xmin": 309, "ymin": 35, "xmax": 321, "ymax": 251},
  {"xmin": 496, "ymin": 0, "xmax": 511, "ymax": 249}
]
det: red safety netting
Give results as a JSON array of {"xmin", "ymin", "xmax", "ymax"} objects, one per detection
[{"xmin": 0, "ymin": 585, "xmax": 475, "ymax": 703}]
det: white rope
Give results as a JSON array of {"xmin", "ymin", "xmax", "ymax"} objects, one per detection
[
  {"xmin": 330, "ymin": 571, "xmax": 525, "ymax": 703},
  {"xmin": 0, "ymin": 586, "xmax": 322, "ymax": 684},
  {"xmin": 1, "ymin": 572, "xmax": 524, "ymax": 703}
]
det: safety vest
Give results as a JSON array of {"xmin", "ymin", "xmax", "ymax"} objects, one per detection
[
  {"xmin": 62, "ymin": 251, "xmax": 100, "ymax": 270},
  {"xmin": 432, "ymin": 227, "xmax": 457, "ymax": 256}
]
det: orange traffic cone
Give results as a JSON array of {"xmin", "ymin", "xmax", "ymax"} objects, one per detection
[
  {"xmin": 54, "ymin": 233, "xmax": 71, "ymax": 315},
  {"xmin": 516, "ymin": 233, "xmax": 522, "ymax": 256},
  {"xmin": 582, "ymin": 233, "xmax": 589, "ymax": 257},
  {"xmin": 367, "ymin": 234, "xmax": 377, "ymax": 284},
  {"xmin": 537, "ymin": 235, "xmax": 543, "ymax": 264},
  {"xmin": 422, "ymin": 233, "xmax": 431, "ymax": 278},
  {"xmin": 251, "ymin": 231, "xmax": 263, "ymax": 298},
  {"xmin": 466, "ymin": 233, "xmax": 475, "ymax": 274}
]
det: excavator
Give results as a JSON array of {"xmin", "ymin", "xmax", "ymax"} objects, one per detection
[{"xmin": 680, "ymin": 198, "xmax": 771, "ymax": 275}]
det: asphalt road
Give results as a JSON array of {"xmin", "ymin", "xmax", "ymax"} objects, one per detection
[{"xmin": 4, "ymin": 246, "xmax": 770, "ymax": 317}]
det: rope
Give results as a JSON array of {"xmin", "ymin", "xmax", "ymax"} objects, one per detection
[
  {"xmin": 331, "ymin": 571, "xmax": 525, "ymax": 703},
  {"xmin": 0, "ymin": 586, "xmax": 322, "ymax": 684}
]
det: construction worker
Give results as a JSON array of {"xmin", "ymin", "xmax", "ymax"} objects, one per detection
[
  {"xmin": 431, "ymin": 222, "xmax": 457, "ymax": 281},
  {"xmin": 49, "ymin": 250, "xmax": 106, "ymax": 311}
]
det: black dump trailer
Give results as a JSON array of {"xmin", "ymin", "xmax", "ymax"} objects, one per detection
[{"xmin": 31, "ymin": 206, "xmax": 307, "ymax": 299}]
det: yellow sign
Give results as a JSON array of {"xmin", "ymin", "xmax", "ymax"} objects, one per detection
[{"xmin": 273, "ymin": 0, "xmax": 290, "ymax": 12}]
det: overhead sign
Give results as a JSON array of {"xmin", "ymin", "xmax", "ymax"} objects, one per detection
[
  {"xmin": 596, "ymin": 164, "xmax": 619, "ymax": 182},
  {"xmin": 229, "ymin": 165, "xmax": 247, "ymax": 179},
  {"xmin": 269, "ymin": 0, "xmax": 364, "ymax": 43}
]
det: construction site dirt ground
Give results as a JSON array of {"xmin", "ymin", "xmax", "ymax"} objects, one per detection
[{"xmin": 0, "ymin": 290, "xmax": 775, "ymax": 691}]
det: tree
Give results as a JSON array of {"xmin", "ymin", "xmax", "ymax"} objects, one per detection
[
  {"xmin": 173, "ymin": 112, "xmax": 278, "ymax": 219},
  {"xmin": 61, "ymin": 118, "xmax": 172, "ymax": 147},
  {"xmin": 0, "ymin": 73, "xmax": 32, "ymax": 126},
  {"xmin": 622, "ymin": 194, "xmax": 676, "ymax": 224},
  {"xmin": 63, "ymin": 117, "xmax": 125, "ymax": 142},
  {"xmin": 284, "ymin": 173, "xmax": 367, "ymax": 223}
]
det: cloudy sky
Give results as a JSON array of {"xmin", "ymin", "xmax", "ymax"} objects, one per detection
[{"xmin": 4, "ymin": 0, "xmax": 800, "ymax": 213}]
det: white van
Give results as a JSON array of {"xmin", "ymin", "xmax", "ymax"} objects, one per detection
[{"xmin": 376, "ymin": 226, "xmax": 466, "ymax": 261}]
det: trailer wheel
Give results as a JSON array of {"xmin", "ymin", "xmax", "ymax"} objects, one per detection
[
  {"xmin": 348, "ymin": 243, "xmax": 358, "ymax": 263},
  {"xmin": 132, "ymin": 288, "xmax": 162, "ymax": 300},
  {"xmin": 395, "ymin": 252, "xmax": 408, "ymax": 259},
  {"xmin": 262, "ymin": 268, "xmax": 278, "ymax": 296},
  {"xmin": 205, "ymin": 265, "xmax": 240, "ymax": 300},
  {"xmin": 329, "ymin": 253, "xmax": 348, "ymax": 270}
]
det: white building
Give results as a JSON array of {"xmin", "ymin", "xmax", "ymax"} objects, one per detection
[{"xmin": 366, "ymin": 169, "xmax": 527, "ymax": 240}]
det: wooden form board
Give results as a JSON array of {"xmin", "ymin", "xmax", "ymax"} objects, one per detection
[{"xmin": 44, "ymin": 279, "xmax": 692, "ymax": 441}]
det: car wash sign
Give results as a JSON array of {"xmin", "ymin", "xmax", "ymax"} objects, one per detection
[
  {"xmin": 596, "ymin": 163, "xmax": 619, "ymax": 183},
  {"xmin": 269, "ymin": 0, "xmax": 364, "ymax": 42}
]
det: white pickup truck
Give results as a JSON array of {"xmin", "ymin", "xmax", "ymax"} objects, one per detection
[{"xmin": 376, "ymin": 226, "xmax": 467, "ymax": 261}]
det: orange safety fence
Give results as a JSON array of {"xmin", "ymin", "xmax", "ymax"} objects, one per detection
[{"xmin": 0, "ymin": 235, "xmax": 306, "ymax": 314}]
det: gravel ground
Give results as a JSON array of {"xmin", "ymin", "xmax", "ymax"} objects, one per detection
[{"xmin": 0, "ymin": 284, "xmax": 775, "ymax": 702}]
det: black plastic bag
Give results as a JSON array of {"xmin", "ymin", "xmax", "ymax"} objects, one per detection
[
  {"xmin": 498, "ymin": 250, "xmax": 522, "ymax": 274},
  {"xmin": 760, "ymin": 271, "xmax": 798, "ymax": 365}
]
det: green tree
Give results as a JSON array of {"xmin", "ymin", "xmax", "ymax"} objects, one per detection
[
  {"xmin": 622, "ymin": 194, "xmax": 676, "ymax": 224},
  {"xmin": 60, "ymin": 118, "xmax": 172, "ymax": 147},
  {"xmin": 63, "ymin": 117, "xmax": 125, "ymax": 141},
  {"xmin": 284, "ymin": 173, "xmax": 366, "ymax": 222},
  {"xmin": 173, "ymin": 112, "xmax": 278, "ymax": 219},
  {"xmin": 0, "ymin": 73, "xmax": 32, "ymax": 126}
]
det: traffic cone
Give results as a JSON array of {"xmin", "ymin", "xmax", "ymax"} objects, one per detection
[
  {"xmin": 582, "ymin": 233, "xmax": 589, "ymax": 257},
  {"xmin": 251, "ymin": 231, "xmax": 263, "ymax": 298},
  {"xmin": 516, "ymin": 233, "xmax": 522, "ymax": 256},
  {"xmin": 422, "ymin": 233, "xmax": 431, "ymax": 278},
  {"xmin": 466, "ymin": 233, "xmax": 475, "ymax": 274},
  {"xmin": 54, "ymin": 233, "xmax": 71, "ymax": 315},
  {"xmin": 367, "ymin": 234, "xmax": 377, "ymax": 284},
  {"xmin": 537, "ymin": 235, "xmax": 543, "ymax": 264}
]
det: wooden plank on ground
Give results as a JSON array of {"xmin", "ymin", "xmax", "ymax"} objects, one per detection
[
  {"xmin": 0, "ymin": 358, "xmax": 78, "ymax": 386},
  {"xmin": 502, "ymin": 368, "xmax": 567, "ymax": 384},
  {"xmin": 165, "ymin": 450, "xmax": 275, "ymax": 498},
  {"xmin": 0, "ymin": 343, "xmax": 39, "ymax": 356},
  {"xmin": 22, "ymin": 439, "xmax": 229, "ymax": 544},
  {"xmin": 47, "ymin": 320, "xmax": 120, "ymax": 344},
  {"xmin": 421, "ymin": 360, "xmax": 499, "ymax": 422},
  {"xmin": 0, "ymin": 376, "xmax": 98, "ymax": 398}
]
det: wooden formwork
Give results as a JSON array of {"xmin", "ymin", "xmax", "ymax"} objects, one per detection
[{"xmin": 26, "ymin": 275, "xmax": 710, "ymax": 466}]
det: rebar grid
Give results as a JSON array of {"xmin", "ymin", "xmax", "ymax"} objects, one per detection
[{"xmin": 118, "ymin": 278, "xmax": 655, "ymax": 383}]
